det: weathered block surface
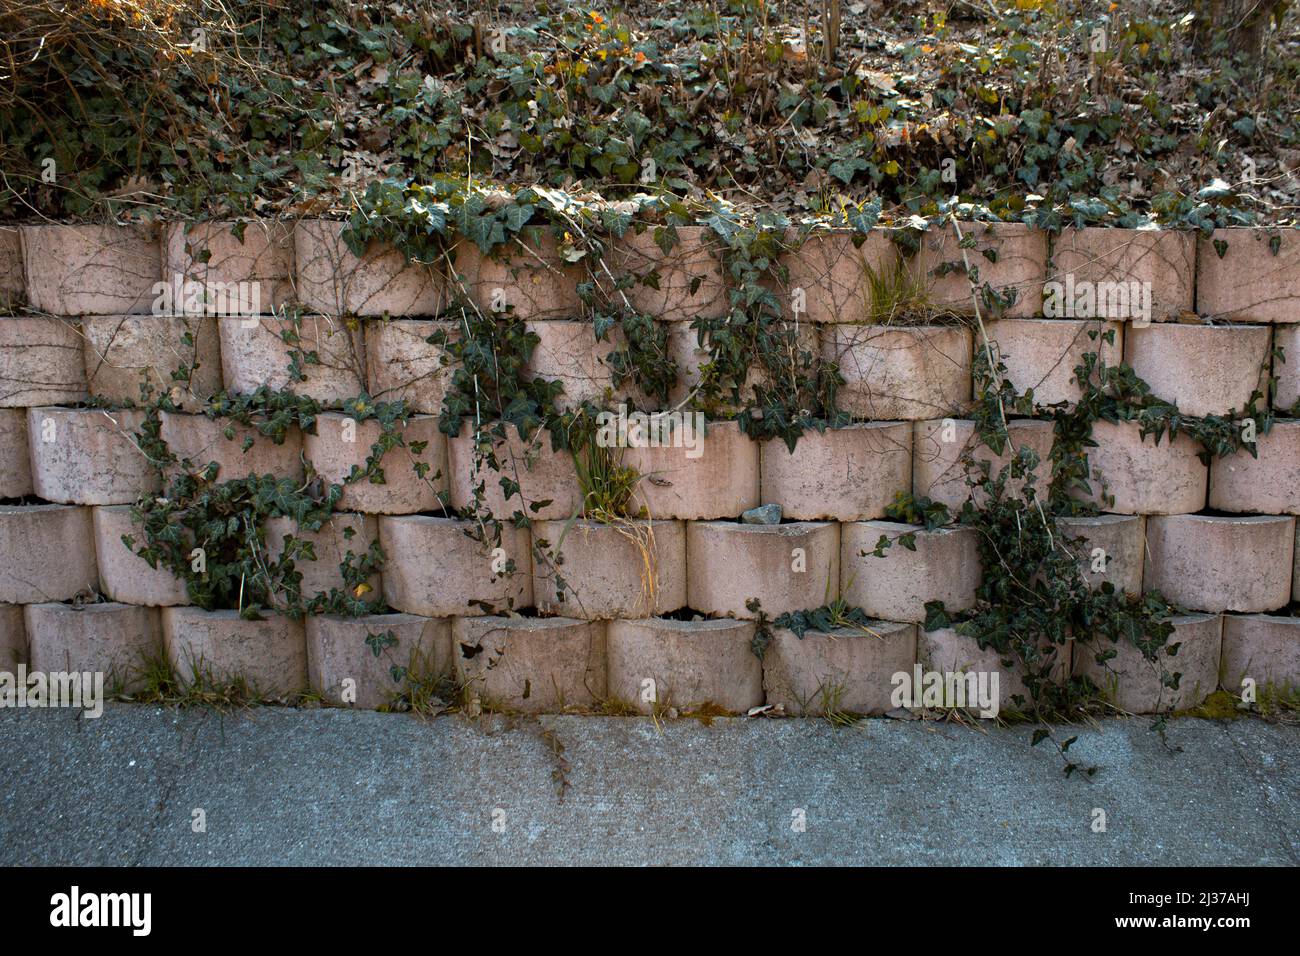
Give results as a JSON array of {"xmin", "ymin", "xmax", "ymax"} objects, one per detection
[
  {"xmin": 919, "ymin": 627, "xmax": 1071, "ymax": 712},
  {"xmin": 915, "ymin": 222, "xmax": 1047, "ymax": 318},
  {"xmin": 454, "ymin": 615, "xmax": 606, "ymax": 713},
  {"xmin": 763, "ymin": 621, "xmax": 916, "ymax": 715},
  {"xmin": 826, "ymin": 324, "xmax": 973, "ymax": 420},
  {"xmin": 609, "ymin": 225, "xmax": 726, "ymax": 323},
  {"xmin": 0, "ymin": 226, "xmax": 25, "ymax": 311},
  {"xmin": 0, "ymin": 408, "xmax": 32, "ymax": 498},
  {"xmin": 160, "ymin": 411, "xmax": 303, "ymax": 482},
  {"xmin": 1197, "ymin": 229, "xmax": 1300, "ymax": 323},
  {"xmin": 265, "ymin": 512, "xmax": 380, "ymax": 604},
  {"xmin": 307, "ymin": 613, "xmax": 451, "ymax": 709},
  {"xmin": 26, "ymin": 601, "xmax": 161, "ymax": 693},
  {"xmin": 379, "ymin": 515, "xmax": 532, "ymax": 616},
  {"xmin": 1275, "ymin": 325, "xmax": 1300, "ymax": 412},
  {"xmin": 305, "ymin": 412, "xmax": 446, "ymax": 514},
  {"xmin": 772, "ymin": 229, "xmax": 897, "ymax": 324},
  {"xmin": 688, "ymin": 520, "xmax": 839, "ymax": 619},
  {"xmin": 1220, "ymin": 614, "xmax": 1300, "ymax": 695},
  {"xmin": 1051, "ymin": 228, "xmax": 1195, "ymax": 321},
  {"xmin": 295, "ymin": 220, "xmax": 443, "ymax": 316},
  {"xmin": 1056, "ymin": 514, "xmax": 1145, "ymax": 594},
  {"xmin": 1125, "ymin": 323, "xmax": 1271, "ymax": 417},
  {"xmin": 1075, "ymin": 419, "xmax": 1207, "ymax": 514},
  {"xmin": 625, "ymin": 419, "xmax": 760, "ymax": 520},
  {"xmin": 664, "ymin": 319, "xmax": 818, "ymax": 411},
  {"xmin": 606, "ymin": 617, "xmax": 760, "ymax": 714},
  {"xmin": 447, "ymin": 423, "xmax": 582, "ymax": 521},
  {"xmin": 1208, "ymin": 420, "xmax": 1300, "ymax": 514},
  {"xmin": 532, "ymin": 518, "xmax": 686, "ymax": 619},
  {"xmin": 913, "ymin": 417, "xmax": 1053, "ymax": 509},
  {"xmin": 0, "ymin": 317, "xmax": 86, "ymax": 407},
  {"xmin": 462, "ymin": 228, "xmax": 584, "ymax": 321},
  {"xmin": 983, "ymin": 318, "xmax": 1123, "ymax": 405},
  {"xmin": 1144, "ymin": 515, "xmax": 1294, "ymax": 613},
  {"xmin": 93, "ymin": 505, "xmax": 190, "ymax": 607},
  {"xmin": 365, "ymin": 320, "xmax": 456, "ymax": 414},
  {"xmin": 0, "ymin": 603, "xmax": 24, "ymax": 667},
  {"xmin": 219, "ymin": 316, "xmax": 366, "ymax": 402},
  {"xmin": 0, "ymin": 505, "xmax": 97, "ymax": 604},
  {"xmin": 22, "ymin": 224, "xmax": 160, "ymax": 315},
  {"xmin": 162, "ymin": 606, "xmax": 308, "ymax": 697},
  {"xmin": 28, "ymin": 407, "xmax": 160, "ymax": 505},
  {"xmin": 526, "ymin": 320, "xmax": 619, "ymax": 411},
  {"xmin": 760, "ymin": 422, "xmax": 911, "ymax": 521},
  {"xmin": 164, "ymin": 220, "xmax": 294, "ymax": 311},
  {"xmin": 840, "ymin": 521, "xmax": 981, "ymax": 623},
  {"xmin": 1073, "ymin": 613, "xmax": 1222, "ymax": 713},
  {"xmin": 82, "ymin": 315, "xmax": 222, "ymax": 408}
]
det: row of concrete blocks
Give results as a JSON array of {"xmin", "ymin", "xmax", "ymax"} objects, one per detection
[
  {"xmin": 2, "ymin": 501, "xmax": 1297, "ymax": 620},
  {"xmin": 3, "ymin": 311, "xmax": 1300, "ymax": 419},
  {"xmin": 2, "ymin": 221, "xmax": 1298, "ymax": 324},
  {"xmin": 5, "ymin": 405, "xmax": 1300, "ymax": 520},
  {"xmin": 1, "ymin": 601, "xmax": 1293, "ymax": 717}
]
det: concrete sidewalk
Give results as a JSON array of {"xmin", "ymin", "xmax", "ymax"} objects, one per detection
[{"xmin": 0, "ymin": 705, "xmax": 1295, "ymax": 866}]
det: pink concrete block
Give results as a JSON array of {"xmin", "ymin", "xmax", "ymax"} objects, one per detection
[
  {"xmin": 294, "ymin": 220, "xmax": 444, "ymax": 316},
  {"xmin": 447, "ymin": 422, "xmax": 582, "ymax": 522},
  {"xmin": 609, "ymin": 225, "xmax": 726, "ymax": 323},
  {"xmin": 0, "ymin": 316, "xmax": 86, "ymax": 407},
  {"xmin": 0, "ymin": 408, "xmax": 32, "ymax": 498},
  {"xmin": 28, "ymin": 407, "xmax": 160, "ymax": 505},
  {"xmin": 532, "ymin": 518, "xmax": 686, "ymax": 619},
  {"xmin": 0, "ymin": 505, "xmax": 97, "ymax": 604},
  {"xmin": 764, "ymin": 620, "xmax": 916, "ymax": 715},
  {"xmin": 840, "ymin": 521, "xmax": 981, "ymax": 623},
  {"xmin": 1074, "ymin": 419, "xmax": 1207, "ymax": 515},
  {"xmin": 160, "ymin": 411, "xmax": 303, "ymax": 482},
  {"xmin": 983, "ymin": 318, "xmax": 1123, "ymax": 405},
  {"xmin": 22, "ymin": 223, "xmax": 160, "ymax": 315},
  {"xmin": 0, "ymin": 603, "xmax": 26, "ymax": 667},
  {"xmin": 1051, "ymin": 228, "xmax": 1195, "ymax": 321},
  {"xmin": 0, "ymin": 226, "xmax": 24, "ymax": 311},
  {"xmin": 454, "ymin": 615, "xmax": 606, "ymax": 713},
  {"xmin": 307, "ymin": 613, "xmax": 451, "ymax": 709},
  {"xmin": 306, "ymin": 412, "xmax": 446, "ymax": 514},
  {"xmin": 1073, "ymin": 613, "xmax": 1222, "ymax": 713},
  {"xmin": 760, "ymin": 421, "xmax": 911, "ymax": 521},
  {"xmin": 364, "ymin": 319, "xmax": 457, "ymax": 414},
  {"xmin": 219, "ymin": 315, "xmax": 367, "ymax": 402},
  {"xmin": 825, "ymin": 324, "xmax": 974, "ymax": 420},
  {"xmin": 82, "ymin": 315, "xmax": 222, "ymax": 409},
  {"xmin": 1197, "ymin": 228, "xmax": 1300, "ymax": 323},
  {"xmin": 162, "ymin": 606, "xmax": 308, "ymax": 698},
  {"xmin": 264, "ymin": 512, "xmax": 380, "ymax": 604},
  {"xmin": 915, "ymin": 222, "xmax": 1047, "ymax": 318},
  {"xmin": 913, "ymin": 417, "xmax": 1053, "ymax": 510},
  {"xmin": 1125, "ymin": 323, "xmax": 1271, "ymax": 418},
  {"xmin": 462, "ymin": 228, "xmax": 584, "ymax": 321},
  {"xmin": 26, "ymin": 601, "xmax": 161, "ymax": 693},
  {"xmin": 1209, "ymin": 419, "xmax": 1300, "ymax": 514},
  {"xmin": 606, "ymin": 617, "xmax": 761, "ymax": 714},
  {"xmin": 163, "ymin": 220, "xmax": 293, "ymax": 311},
  {"xmin": 378, "ymin": 515, "xmax": 532, "ymax": 616},
  {"xmin": 1144, "ymin": 515, "xmax": 1294, "ymax": 613},
  {"xmin": 1220, "ymin": 614, "xmax": 1300, "ymax": 696},
  {"xmin": 686, "ymin": 520, "xmax": 839, "ymax": 619},
  {"xmin": 92, "ymin": 505, "xmax": 190, "ymax": 607},
  {"xmin": 625, "ymin": 419, "xmax": 760, "ymax": 519}
]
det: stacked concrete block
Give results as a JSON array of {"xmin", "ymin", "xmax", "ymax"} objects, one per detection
[
  {"xmin": 840, "ymin": 521, "xmax": 981, "ymax": 623},
  {"xmin": 759, "ymin": 422, "xmax": 911, "ymax": 521},
  {"xmin": 160, "ymin": 411, "xmax": 304, "ymax": 482},
  {"xmin": 607, "ymin": 617, "xmax": 761, "ymax": 714},
  {"xmin": 825, "ymin": 324, "xmax": 973, "ymax": 420},
  {"xmin": 687, "ymin": 520, "xmax": 839, "ymax": 619},
  {"xmin": 162, "ymin": 606, "xmax": 308, "ymax": 698},
  {"xmin": 378, "ymin": 515, "xmax": 532, "ymax": 616},
  {"xmin": 25, "ymin": 601, "xmax": 161, "ymax": 693},
  {"xmin": 1196, "ymin": 229, "xmax": 1300, "ymax": 324},
  {"xmin": 1073, "ymin": 613, "xmax": 1223, "ymax": 713},
  {"xmin": 305, "ymin": 412, "xmax": 446, "ymax": 513},
  {"xmin": 763, "ymin": 620, "xmax": 916, "ymax": 715},
  {"xmin": 0, "ymin": 219, "xmax": 1294, "ymax": 718},
  {"xmin": 164, "ymin": 220, "xmax": 294, "ymax": 312},
  {"xmin": 919, "ymin": 627, "xmax": 1071, "ymax": 712},
  {"xmin": 912, "ymin": 417, "xmax": 1053, "ymax": 509},
  {"xmin": 219, "ymin": 315, "xmax": 367, "ymax": 402},
  {"xmin": 307, "ymin": 613, "xmax": 451, "ymax": 708},
  {"xmin": 454, "ymin": 615, "xmax": 606, "ymax": 712},
  {"xmin": 1050, "ymin": 228, "xmax": 1195, "ymax": 322},
  {"xmin": 1125, "ymin": 323, "xmax": 1271, "ymax": 417},
  {"xmin": 915, "ymin": 222, "xmax": 1047, "ymax": 318},
  {"xmin": 27, "ymin": 407, "xmax": 160, "ymax": 505},
  {"xmin": 609, "ymin": 225, "xmax": 727, "ymax": 323},
  {"xmin": 22, "ymin": 224, "xmax": 160, "ymax": 315},
  {"xmin": 294, "ymin": 220, "xmax": 445, "ymax": 316},
  {"xmin": 532, "ymin": 518, "xmax": 686, "ymax": 620},
  {"xmin": 82, "ymin": 315, "xmax": 222, "ymax": 408},
  {"xmin": 0, "ymin": 316, "xmax": 86, "ymax": 407},
  {"xmin": 1144, "ymin": 515, "xmax": 1294, "ymax": 613}
]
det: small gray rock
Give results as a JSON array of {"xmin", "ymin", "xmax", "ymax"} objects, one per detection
[{"xmin": 742, "ymin": 503, "xmax": 783, "ymax": 525}]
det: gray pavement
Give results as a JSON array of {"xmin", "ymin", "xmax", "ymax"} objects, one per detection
[{"xmin": 0, "ymin": 704, "xmax": 1296, "ymax": 866}]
